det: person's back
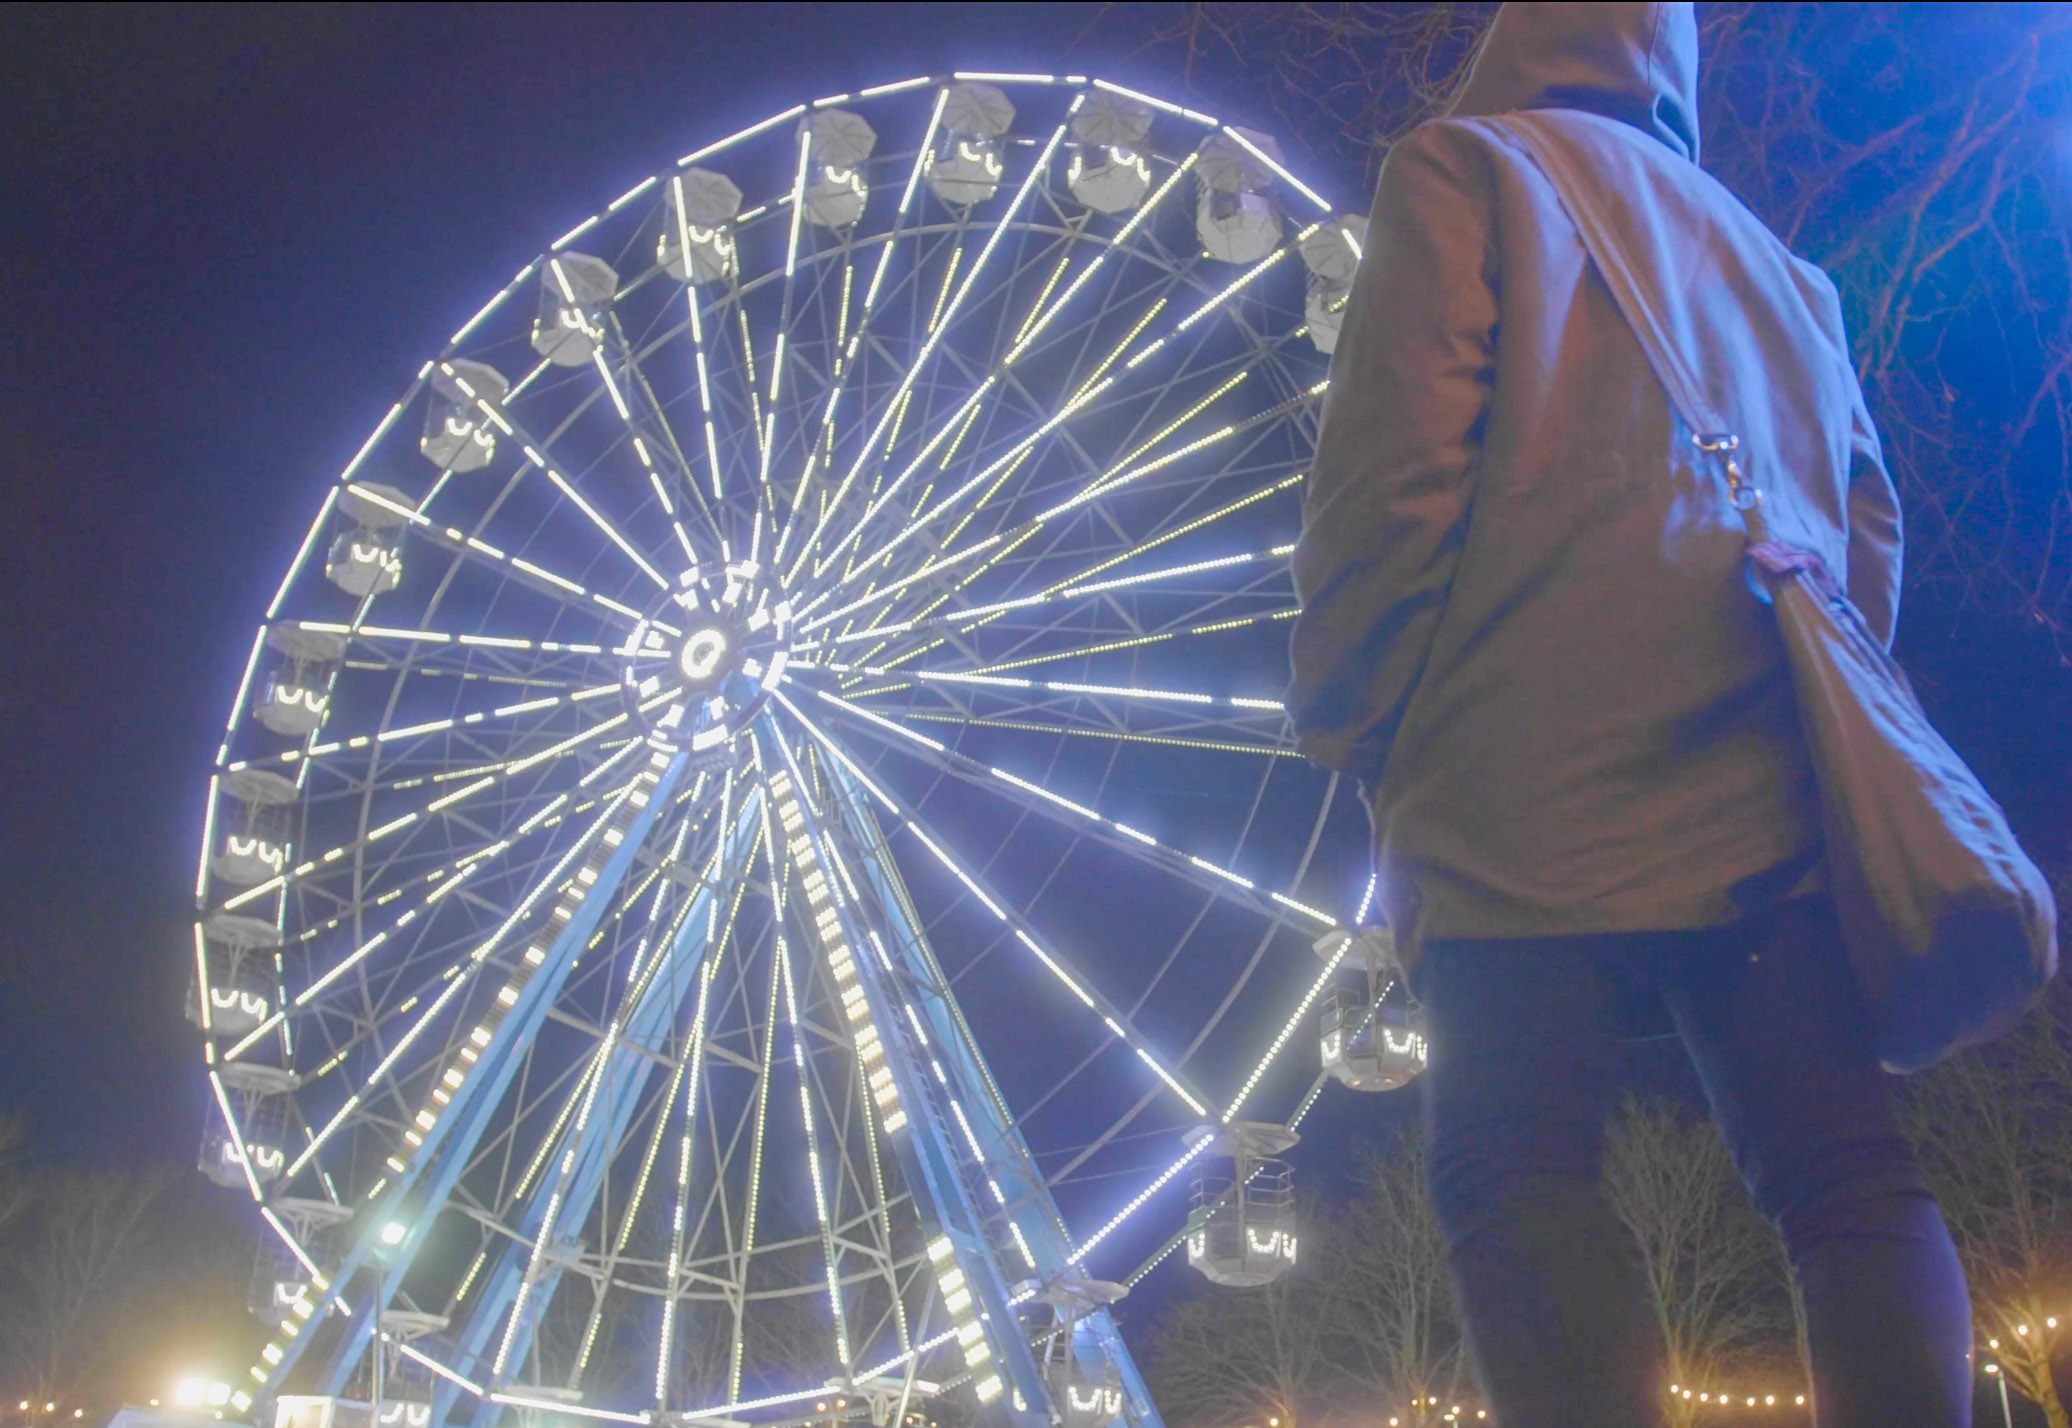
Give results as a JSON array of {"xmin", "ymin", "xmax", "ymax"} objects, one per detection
[
  {"xmin": 1288, "ymin": 6, "xmax": 1971, "ymax": 1425},
  {"xmin": 1289, "ymin": 2, "xmax": 1898, "ymax": 950}
]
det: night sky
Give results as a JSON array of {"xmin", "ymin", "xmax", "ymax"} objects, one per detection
[{"xmin": 6, "ymin": 0, "xmax": 2068, "ymax": 1186}]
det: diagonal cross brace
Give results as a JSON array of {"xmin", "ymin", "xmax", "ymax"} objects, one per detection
[
  {"xmin": 817, "ymin": 757, "xmax": 1165, "ymax": 1428},
  {"xmin": 261, "ymin": 747, "xmax": 691, "ymax": 1410},
  {"xmin": 439, "ymin": 791, "xmax": 761, "ymax": 1427}
]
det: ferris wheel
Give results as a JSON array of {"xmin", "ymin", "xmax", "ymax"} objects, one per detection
[{"xmin": 191, "ymin": 72, "xmax": 1428, "ymax": 1428}]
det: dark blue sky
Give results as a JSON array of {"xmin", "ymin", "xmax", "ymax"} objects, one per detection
[
  {"xmin": 6, "ymin": 1, "xmax": 2066, "ymax": 1184},
  {"xmin": 0, "ymin": 1, "xmax": 1241, "ymax": 1168}
]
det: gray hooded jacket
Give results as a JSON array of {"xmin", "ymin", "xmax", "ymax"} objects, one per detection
[{"xmin": 1288, "ymin": 2, "xmax": 1901, "ymax": 957}]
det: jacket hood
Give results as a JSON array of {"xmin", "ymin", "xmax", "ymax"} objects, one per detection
[{"xmin": 1448, "ymin": 2, "xmax": 1701, "ymax": 164}]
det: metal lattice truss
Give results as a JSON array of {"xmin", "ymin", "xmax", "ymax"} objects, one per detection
[{"xmin": 193, "ymin": 73, "xmax": 1375, "ymax": 1428}]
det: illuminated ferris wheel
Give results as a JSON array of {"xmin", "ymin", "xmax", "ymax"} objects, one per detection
[{"xmin": 191, "ymin": 72, "xmax": 1426, "ymax": 1428}]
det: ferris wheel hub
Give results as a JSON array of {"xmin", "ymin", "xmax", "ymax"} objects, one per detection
[
  {"xmin": 677, "ymin": 623, "xmax": 737, "ymax": 688},
  {"xmin": 619, "ymin": 559, "xmax": 794, "ymax": 753}
]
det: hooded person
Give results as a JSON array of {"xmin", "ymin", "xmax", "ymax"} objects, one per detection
[{"xmin": 1288, "ymin": 5, "xmax": 1972, "ymax": 1425}]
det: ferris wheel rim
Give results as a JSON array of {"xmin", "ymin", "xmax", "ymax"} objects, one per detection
[{"xmin": 197, "ymin": 70, "xmax": 1380, "ymax": 1427}]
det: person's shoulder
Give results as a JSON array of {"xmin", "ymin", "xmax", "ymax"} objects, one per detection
[{"xmin": 1374, "ymin": 116, "xmax": 1512, "ymax": 196}]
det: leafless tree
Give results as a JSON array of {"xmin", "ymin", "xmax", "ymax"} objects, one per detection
[
  {"xmin": 0, "ymin": 1163, "xmax": 181, "ymax": 1401},
  {"xmin": 1326, "ymin": 1131, "xmax": 1462, "ymax": 1426},
  {"xmin": 1603, "ymin": 1098, "xmax": 1796, "ymax": 1426},
  {"xmin": 1902, "ymin": 995, "xmax": 2072, "ymax": 1428},
  {"xmin": 1146, "ymin": 1206, "xmax": 1343, "ymax": 1428},
  {"xmin": 0, "ymin": 1116, "xmax": 36, "ymax": 1244},
  {"xmin": 1113, "ymin": 2, "xmax": 2072, "ymax": 654}
]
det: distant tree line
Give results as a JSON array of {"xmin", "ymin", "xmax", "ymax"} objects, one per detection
[{"xmin": 0, "ymin": 1117, "xmax": 253, "ymax": 1414}]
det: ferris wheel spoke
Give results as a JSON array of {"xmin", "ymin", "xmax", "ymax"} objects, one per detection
[
  {"xmin": 464, "ymin": 397, "xmax": 675, "ymax": 596},
  {"xmin": 819, "ymin": 258, "xmax": 1282, "ymax": 614},
  {"xmin": 831, "ymin": 664, "xmax": 1285, "ymax": 721},
  {"xmin": 601, "ymin": 317, "xmax": 731, "ymax": 565},
  {"xmin": 804, "ymin": 688, "xmax": 1333, "ymax": 936},
  {"xmin": 217, "ymin": 699, "xmax": 642, "ymax": 919},
  {"xmin": 781, "ymin": 700, "xmax": 1213, "ymax": 1122},
  {"xmin": 341, "ymin": 481, "xmax": 650, "ymax": 624},
  {"xmin": 277, "ymin": 746, "xmax": 658, "ymax": 1170},
  {"xmin": 791, "ymin": 117, "xmax": 1073, "ymax": 582},
  {"xmin": 816, "ymin": 170, "xmax": 1208, "ymax": 597},
  {"xmin": 805, "ymin": 363, "xmax": 1273, "ymax": 635},
  {"xmin": 746, "ymin": 125, "xmax": 819, "ymax": 542},
  {"xmin": 891, "ymin": 603, "xmax": 1302, "ymax": 686},
  {"xmin": 881, "ymin": 710, "xmax": 1297, "ymax": 762},
  {"xmin": 767, "ymin": 724, "xmax": 1046, "ymax": 1271},
  {"xmin": 850, "ymin": 548, "xmax": 1294, "ymax": 669},
  {"xmin": 631, "ymin": 829, "xmax": 764, "ymax": 1398}
]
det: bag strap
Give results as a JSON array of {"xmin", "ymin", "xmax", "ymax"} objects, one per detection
[{"xmin": 1490, "ymin": 113, "xmax": 1773, "ymax": 540}]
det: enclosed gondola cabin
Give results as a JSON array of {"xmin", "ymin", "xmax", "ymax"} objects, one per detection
[
  {"xmin": 1314, "ymin": 927, "xmax": 1427, "ymax": 1092},
  {"xmin": 1183, "ymin": 1122, "xmax": 1298, "ymax": 1287}
]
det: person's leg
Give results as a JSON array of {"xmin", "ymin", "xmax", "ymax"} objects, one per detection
[
  {"xmin": 1420, "ymin": 936, "xmax": 1667, "ymax": 1427},
  {"xmin": 1665, "ymin": 898, "xmax": 1973, "ymax": 1427}
]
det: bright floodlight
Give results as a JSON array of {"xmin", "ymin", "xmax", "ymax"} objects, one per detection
[{"xmin": 199, "ymin": 73, "xmax": 1367, "ymax": 1428}]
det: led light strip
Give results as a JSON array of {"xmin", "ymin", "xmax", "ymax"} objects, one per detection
[
  {"xmin": 900, "ymin": 711, "xmax": 1297, "ymax": 760},
  {"xmin": 440, "ymin": 353, "xmax": 670, "ymax": 591},
  {"xmin": 811, "ymin": 362, "xmax": 1261, "ymax": 631},
  {"xmin": 495, "ymin": 788, "xmax": 726, "ymax": 1381},
  {"xmin": 217, "ymin": 696, "xmax": 633, "ymax": 913},
  {"xmin": 809, "ymin": 689, "xmax": 1332, "ymax": 936},
  {"xmin": 773, "ymin": 95, "xmax": 949, "ymax": 577},
  {"xmin": 342, "ymin": 482, "xmax": 645, "ymax": 623},
  {"xmin": 830, "ymin": 662, "xmax": 1283, "ymax": 713},
  {"xmin": 802, "ymin": 149, "xmax": 1200, "ymax": 592},
  {"xmin": 793, "ymin": 108, "xmax": 1076, "ymax": 578},
  {"xmin": 279, "ymin": 743, "xmax": 649, "ymax": 1187},
  {"xmin": 781, "ymin": 695, "xmax": 1215, "ymax": 1122}
]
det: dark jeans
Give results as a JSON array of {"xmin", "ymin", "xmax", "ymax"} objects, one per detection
[{"xmin": 1417, "ymin": 896, "xmax": 1972, "ymax": 1427}]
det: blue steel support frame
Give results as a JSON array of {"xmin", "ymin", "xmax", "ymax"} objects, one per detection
[
  {"xmin": 814, "ymin": 751, "xmax": 1166, "ymax": 1428},
  {"xmin": 256, "ymin": 747, "xmax": 690, "ymax": 1412},
  {"xmin": 436, "ymin": 791, "xmax": 761, "ymax": 1427},
  {"xmin": 761, "ymin": 728, "xmax": 1042, "ymax": 1428}
]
